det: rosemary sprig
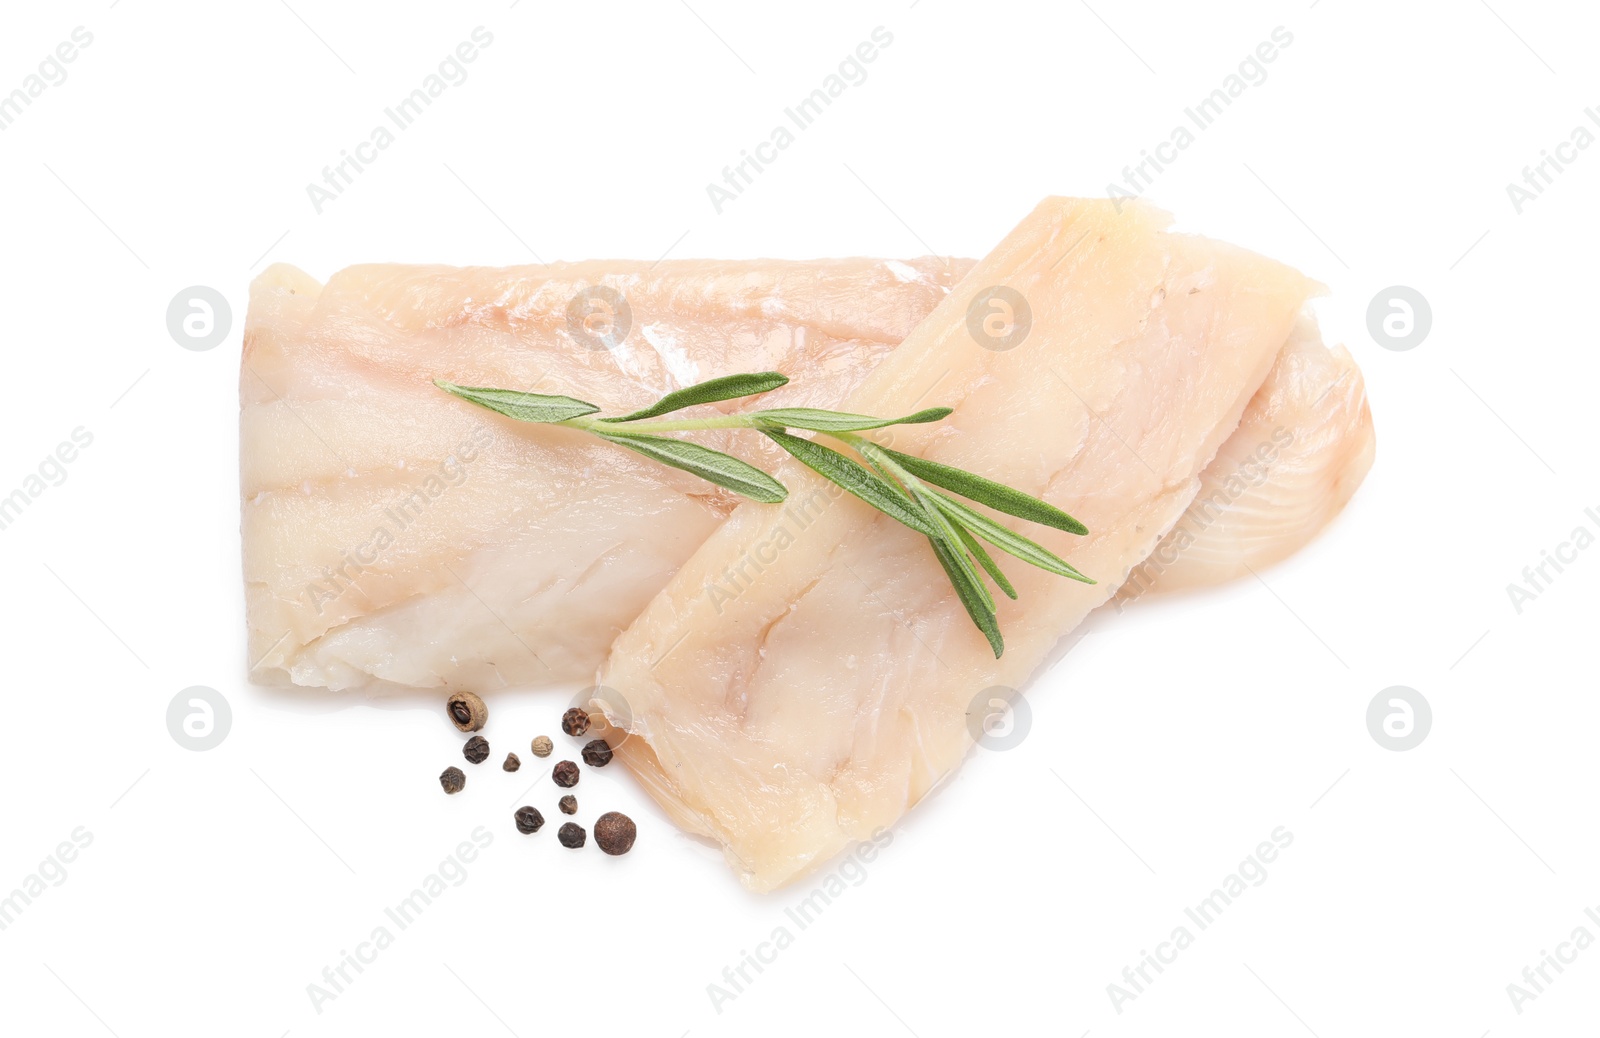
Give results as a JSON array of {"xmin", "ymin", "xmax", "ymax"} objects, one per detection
[{"xmin": 434, "ymin": 372, "xmax": 1093, "ymax": 656}]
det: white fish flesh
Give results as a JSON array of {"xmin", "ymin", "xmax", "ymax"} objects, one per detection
[{"xmin": 596, "ymin": 199, "xmax": 1322, "ymax": 890}]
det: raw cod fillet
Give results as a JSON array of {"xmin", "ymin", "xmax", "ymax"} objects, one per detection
[
  {"xmin": 598, "ymin": 198, "xmax": 1319, "ymax": 890},
  {"xmin": 1119, "ymin": 313, "xmax": 1374, "ymax": 599},
  {"xmin": 242, "ymin": 257, "xmax": 965, "ymax": 691},
  {"xmin": 242, "ymin": 244, "xmax": 1370, "ymax": 693},
  {"xmin": 1113, "ymin": 311, "xmax": 1376, "ymax": 594}
]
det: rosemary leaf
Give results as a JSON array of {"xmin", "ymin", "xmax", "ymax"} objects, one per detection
[
  {"xmin": 929, "ymin": 492, "xmax": 1094, "ymax": 584},
  {"xmin": 750, "ymin": 406, "xmax": 953, "ymax": 433},
  {"xmin": 761, "ymin": 428, "xmax": 935, "ymax": 536},
  {"xmin": 912, "ymin": 486, "xmax": 995, "ymax": 614},
  {"xmin": 872, "ymin": 445, "xmax": 1089, "ymax": 536},
  {"xmin": 434, "ymin": 380, "xmax": 600, "ymax": 424},
  {"xmin": 954, "ymin": 523, "xmax": 1018, "ymax": 600},
  {"xmin": 597, "ymin": 431, "xmax": 786, "ymax": 503},
  {"xmin": 601, "ymin": 372, "xmax": 790, "ymax": 423},
  {"xmin": 929, "ymin": 535, "xmax": 1004, "ymax": 658}
]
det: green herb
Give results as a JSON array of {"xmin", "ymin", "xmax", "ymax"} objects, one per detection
[
  {"xmin": 431, "ymin": 381, "xmax": 599, "ymax": 424},
  {"xmin": 600, "ymin": 371, "xmax": 791, "ymax": 422},
  {"xmin": 748, "ymin": 406, "xmax": 953, "ymax": 433},
  {"xmin": 596, "ymin": 431, "xmax": 787, "ymax": 503},
  {"xmin": 435, "ymin": 371, "xmax": 1094, "ymax": 656}
]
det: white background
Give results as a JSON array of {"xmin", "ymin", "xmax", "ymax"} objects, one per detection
[{"xmin": 1, "ymin": 1, "xmax": 1595, "ymax": 1035}]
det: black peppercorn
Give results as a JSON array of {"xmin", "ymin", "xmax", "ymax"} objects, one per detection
[
  {"xmin": 514, "ymin": 806, "xmax": 544, "ymax": 834},
  {"xmin": 463, "ymin": 735, "xmax": 490, "ymax": 764},
  {"xmin": 446, "ymin": 691, "xmax": 487, "ymax": 732},
  {"xmin": 561, "ymin": 708, "xmax": 591, "ymax": 737},
  {"xmin": 581, "ymin": 739, "xmax": 613, "ymax": 768},
  {"xmin": 594, "ymin": 812, "xmax": 636, "ymax": 855},
  {"xmin": 502, "ymin": 753, "xmax": 520, "ymax": 772},
  {"xmin": 558, "ymin": 795, "xmax": 577, "ymax": 815},
  {"xmin": 552, "ymin": 760, "xmax": 580, "ymax": 787},
  {"xmin": 439, "ymin": 767, "xmax": 465, "ymax": 795},
  {"xmin": 558, "ymin": 822, "xmax": 586, "ymax": 848}
]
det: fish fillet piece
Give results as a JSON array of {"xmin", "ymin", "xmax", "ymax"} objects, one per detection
[
  {"xmin": 1119, "ymin": 313, "xmax": 1375, "ymax": 598},
  {"xmin": 242, "ymin": 248, "xmax": 1371, "ymax": 694},
  {"xmin": 598, "ymin": 198, "xmax": 1318, "ymax": 891},
  {"xmin": 241, "ymin": 257, "xmax": 968, "ymax": 691}
]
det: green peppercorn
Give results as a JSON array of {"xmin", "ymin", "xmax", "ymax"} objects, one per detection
[
  {"xmin": 552, "ymin": 760, "xmax": 580, "ymax": 787},
  {"xmin": 463, "ymin": 735, "xmax": 490, "ymax": 764},
  {"xmin": 514, "ymin": 806, "xmax": 544, "ymax": 834},
  {"xmin": 530, "ymin": 735, "xmax": 553, "ymax": 758},
  {"xmin": 594, "ymin": 812, "xmax": 636, "ymax": 855},
  {"xmin": 581, "ymin": 739, "xmax": 613, "ymax": 768},
  {"xmin": 558, "ymin": 822, "xmax": 586, "ymax": 848},
  {"xmin": 558, "ymin": 795, "xmax": 577, "ymax": 815},
  {"xmin": 439, "ymin": 767, "xmax": 465, "ymax": 795},
  {"xmin": 561, "ymin": 708, "xmax": 591, "ymax": 737}
]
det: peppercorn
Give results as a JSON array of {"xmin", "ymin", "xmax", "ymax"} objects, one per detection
[
  {"xmin": 463, "ymin": 735, "xmax": 490, "ymax": 764},
  {"xmin": 581, "ymin": 739, "xmax": 613, "ymax": 768},
  {"xmin": 594, "ymin": 812, "xmax": 637, "ymax": 856},
  {"xmin": 439, "ymin": 767, "xmax": 466, "ymax": 795},
  {"xmin": 558, "ymin": 822, "xmax": 586, "ymax": 848},
  {"xmin": 561, "ymin": 708, "xmax": 591, "ymax": 737},
  {"xmin": 514, "ymin": 806, "xmax": 544, "ymax": 834},
  {"xmin": 446, "ymin": 691, "xmax": 487, "ymax": 732},
  {"xmin": 502, "ymin": 753, "xmax": 520, "ymax": 772},
  {"xmin": 552, "ymin": 760, "xmax": 580, "ymax": 788},
  {"xmin": 558, "ymin": 795, "xmax": 577, "ymax": 815},
  {"xmin": 530, "ymin": 735, "xmax": 553, "ymax": 758}
]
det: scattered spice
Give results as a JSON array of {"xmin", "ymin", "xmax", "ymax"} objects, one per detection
[
  {"xmin": 440, "ymin": 711, "xmax": 631, "ymax": 857},
  {"xmin": 514, "ymin": 806, "xmax": 544, "ymax": 834},
  {"xmin": 446, "ymin": 691, "xmax": 487, "ymax": 732},
  {"xmin": 561, "ymin": 708, "xmax": 592, "ymax": 737},
  {"xmin": 594, "ymin": 812, "xmax": 637, "ymax": 856}
]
